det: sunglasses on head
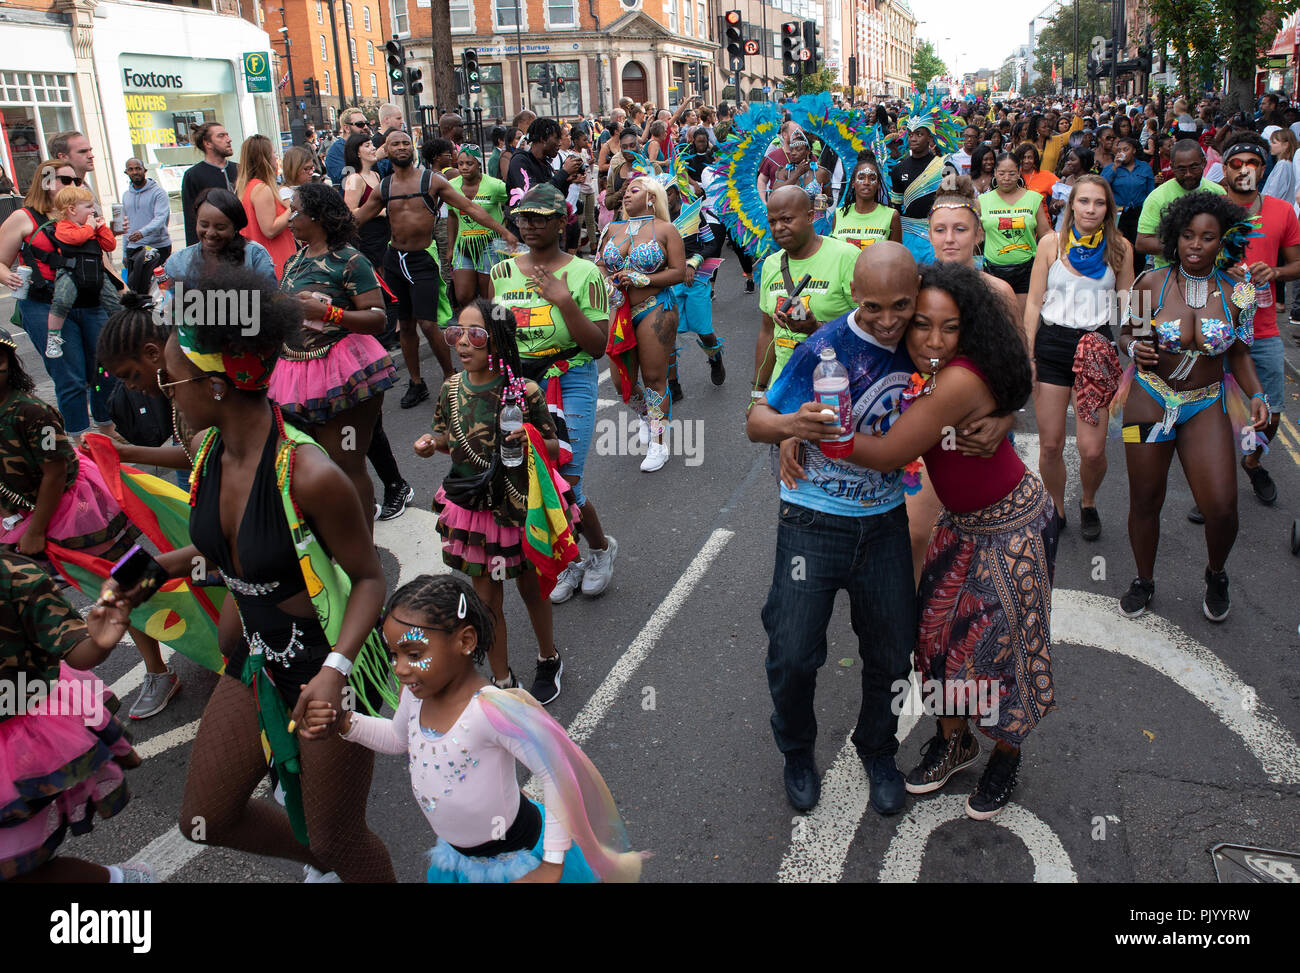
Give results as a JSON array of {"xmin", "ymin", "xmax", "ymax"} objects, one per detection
[{"xmin": 442, "ymin": 325, "xmax": 488, "ymax": 348}]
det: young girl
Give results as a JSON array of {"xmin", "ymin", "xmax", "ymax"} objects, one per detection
[
  {"xmin": 414, "ymin": 298, "xmax": 577, "ymax": 704},
  {"xmin": 41, "ymin": 185, "xmax": 123, "ymax": 359},
  {"xmin": 302, "ymin": 574, "xmax": 642, "ymax": 883},
  {"xmin": 0, "ymin": 330, "xmax": 177, "ymax": 721}
]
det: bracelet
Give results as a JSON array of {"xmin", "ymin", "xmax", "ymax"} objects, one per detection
[
  {"xmin": 324, "ymin": 304, "xmax": 344, "ymax": 326},
  {"xmin": 1125, "ymin": 340, "xmax": 1139, "ymax": 359},
  {"xmin": 625, "ymin": 270, "xmax": 650, "ymax": 288},
  {"xmin": 322, "ymin": 651, "xmax": 353, "ymax": 678},
  {"xmin": 1252, "ymin": 392, "xmax": 1269, "ymax": 406}
]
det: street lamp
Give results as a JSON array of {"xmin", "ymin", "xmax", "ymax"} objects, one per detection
[{"xmin": 275, "ymin": 9, "xmax": 303, "ymax": 140}]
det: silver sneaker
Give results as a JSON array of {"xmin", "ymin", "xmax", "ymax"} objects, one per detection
[
  {"xmin": 550, "ymin": 559, "xmax": 586, "ymax": 604},
  {"xmin": 303, "ymin": 864, "xmax": 341, "ymax": 883},
  {"xmin": 113, "ymin": 861, "xmax": 156, "ymax": 883},
  {"xmin": 129, "ymin": 668, "xmax": 180, "ymax": 720},
  {"xmin": 580, "ymin": 536, "xmax": 618, "ymax": 597}
]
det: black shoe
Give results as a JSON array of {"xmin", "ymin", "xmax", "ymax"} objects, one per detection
[
  {"xmin": 1056, "ymin": 510, "xmax": 1067, "ymax": 532},
  {"xmin": 529, "ymin": 651, "xmax": 563, "ymax": 705},
  {"xmin": 378, "ymin": 482, "xmax": 414, "ymax": 521},
  {"xmin": 400, "ymin": 380, "xmax": 429, "ymax": 409},
  {"xmin": 905, "ymin": 720, "xmax": 981, "ymax": 795},
  {"xmin": 1119, "ymin": 577, "xmax": 1155, "ymax": 618},
  {"xmin": 1242, "ymin": 458, "xmax": 1278, "ymax": 505},
  {"xmin": 965, "ymin": 747, "xmax": 1021, "ymax": 820},
  {"xmin": 1187, "ymin": 505, "xmax": 1204, "ymax": 524},
  {"xmin": 668, "ymin": 379, "xmax": 684, "ymax": 403},
  {"xmin": 866, "ymin": 755, "xmax": 906, "ymax": 815},
  {"xmin": 1079, "ymin": 503, "xmax": 1101, "ymax": 541},
  {"xmin": 744, "ymin": 277, "xmax": 755, "ymax": 293},
  {"xmin": 1204, "ymin": 567, "xmax": 1230, "ymax": 622},
  {"xmin": 708, "ymin": 349, "xmax": 726, "ymax": 386},
  {"xmin": 783, "ymin": 751, "xmax": 821, "ymax": 812}
]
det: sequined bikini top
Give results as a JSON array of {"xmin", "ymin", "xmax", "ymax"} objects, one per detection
[
  {"xmin": 1150, "ymin": 267, "xmax": 1248, "ymax": 358},
  {"xmin": 602, "ymin": 217, "xmax": 666, "ymax": 274}
]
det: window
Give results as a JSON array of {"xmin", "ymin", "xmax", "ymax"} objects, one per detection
[
  {"xmin": 697, "ymin": 1, "xmax": 706, "ymax": 38},
  {"xmin": 367, "ymin": 40, "xmax": 374, "ymax": 65},
  {"xmin": 345, "ymin": 3, "xmax": 353, "ymax": 29},
  {"xmin": 527, "ymin": 60, "xmax": 579, "ymax": 116},
  {"xmin": 353, "ymin": 71, "xmax": 361, "ymax": 95},
  {"xmin": 450, "ymin": 0, "xmax": 474, "ymax": 31},
  {"xmin": 350, "ymin": 38, "xmax": 357, "ymax": 64},
  {"xmin": 683, "ymin": 2, "xmax": 692, "ymax": 36},
  {"xmin": 471, "ymin": 63, "xmax": 506, "ymax": 123},
  {"xmin": 494, "ymin": 0, "xmax": 523, "ymax": 30},
  {"xmin": 316, "ymin": 0, "xmax": 322, "ymax": 24},
  {"xmin": 323, "ymin": 69, "xmax": 331, "ymax": 94},
  {"xmin": 363, "ymin": 5, "xmax": 371, "ymax": 30},
  {"xmin": 320, "ymin": 35, "xmax": 327, "ymax": 60},
  {"xmin": 0, "ymin": 72, "xmax": 77, "ymax": 195},
  {"xmin": 666, "ymin": 0, "xmax": 677, "ymax": 32},
  {"xmin": 546, "ymin": 0, "xmax": 576, "ymax": 29},
  {"xmin": 370, "ymin": 72, "xmax": 378, "ymax": 96},
  {"xmin": 392, "ymin": 0, "xmax": 409, "ymax": 36}
]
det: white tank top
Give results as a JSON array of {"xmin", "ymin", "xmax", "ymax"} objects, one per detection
[{"xmin": 1039, "ymin": 256, "xmax": 1115, "ymax": 330}]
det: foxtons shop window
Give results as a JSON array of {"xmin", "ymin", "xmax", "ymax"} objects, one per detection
[{"xmin": 119, "ymin": 55, "xmax": 242, "ymax": 195}]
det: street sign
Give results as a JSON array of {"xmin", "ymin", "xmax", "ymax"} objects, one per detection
[
  {"xmin": 392, "ymin": 82, "xmax": 406, "ymax": 95},
  {"xmin": 299, "ymin": 101, "xmax": 306, "ymax": 110},
  {"xmin": 730, "ymin": 56, "xmax": 745, "ymax": 71},
  {"xmin": 243, "ymin": 52, "xmax": 272, "ymax": 93},
  {"xmin": 763, "ymin": 85, "xmax": 771, "ymax": 93}
]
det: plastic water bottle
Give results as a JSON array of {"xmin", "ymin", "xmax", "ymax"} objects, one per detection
[
  {"xmin": 152, "ymin": 266, "xmax": 171, "ymax": 292},
  {"xmin": 499, "ymin": 398, "xmax": 524, "ymax": 468},
  {"xmin": 812, "ymin": 347, "xmax": 854, "ymax": 459}
]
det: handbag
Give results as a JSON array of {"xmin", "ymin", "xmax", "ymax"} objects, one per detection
[{"xmin": 440, "ymin": 374, "xmax": 505, "ymax": 512}]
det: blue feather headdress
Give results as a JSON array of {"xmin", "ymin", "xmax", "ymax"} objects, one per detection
[
  {"xmin": 898, "ymin": 92, "xmax": 961, "ymax": 156},
  {"xmin": 707, "ymin": 102, "xmax": 783, "ymax": 263}
]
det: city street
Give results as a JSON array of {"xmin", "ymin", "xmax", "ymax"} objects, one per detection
[{"xmin": 10, "ymin": 256, "xmax": 1300, "ymax": 884}]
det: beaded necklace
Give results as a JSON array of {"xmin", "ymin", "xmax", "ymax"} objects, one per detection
[{"xmin": 188, "ymin": 404, "xmax": 298, "ymax": 519}]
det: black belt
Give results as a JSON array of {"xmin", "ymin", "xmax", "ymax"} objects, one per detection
[{"xmin": 451, "ymin": 794, "xmax": 542, "ymax": 858}]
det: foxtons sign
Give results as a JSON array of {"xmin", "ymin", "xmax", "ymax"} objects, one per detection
[{"xmin": 122, "ymin": 67, "xmax": 185, "ymax": 90}]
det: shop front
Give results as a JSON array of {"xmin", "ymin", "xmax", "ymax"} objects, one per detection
[{"xmin": 0, "ymin": 19, "xmax": 82, "ymax": 197}]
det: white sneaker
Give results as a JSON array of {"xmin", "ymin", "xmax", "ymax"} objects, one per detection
[
  {"xmin": 641, "ymin": 440, "xmax": 669, "ymax": 472},
  {"xmin": 581, "ymin": 536, "xmax": 618, "ymax": 597},
  {"xmin": 45, "ymin": 333, "xmax": 63, "ymax": 358},
  {"xmin": 550, "ymin": 559, "xmax": 586, "ymax": 604},
  {"xmin": 303, "ymin": 864, "xmax": 341, "ymax": 883},
  {"xmin": 638, "ymin": 416, "xmax": 650, "ymax": 448},
  {"xmin": 112, "ymin": 861, "xmax": 156, "ymax": 883}
]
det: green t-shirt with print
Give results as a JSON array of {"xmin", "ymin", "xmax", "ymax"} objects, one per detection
[
  {"xmin": 489, "ymin": 255, "xmax": 610, "ymax": 372},
  {"xmin": 449, "ymin": 175, "xmax": 508, "ymax": 250},
  {"xmin": 759, "ymin": 236, "xmax": 859, "ymax": 383},
  {"xmin": 1136, "ymin": 177, "xmax": 1228, "ymax": 268},
  {"xmin": 979, "ymin": 190, "xmax": 1043, "ymax": 267}
]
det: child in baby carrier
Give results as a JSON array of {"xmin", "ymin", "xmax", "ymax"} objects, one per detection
[{"xmin": 42, "ymin": 185, "xmax": 122, "ymax": 359}]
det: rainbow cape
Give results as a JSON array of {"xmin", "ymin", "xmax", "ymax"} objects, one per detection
[
  {"xmin": 522, "ymin": 423, "xmax": 579, "ymax": 601},
  {"xmin": 478, "ymin": 686, "xmax": 643, "ymax": 882},
  {"xmin": 45, "ymin": 434, "xmax": 226, "ymax": 673}
]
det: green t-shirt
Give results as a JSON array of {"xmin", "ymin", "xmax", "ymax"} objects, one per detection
[
  {"xmin": 280, "ymin": 244, "xmax": 381, "ymax": 353},
  {"xmin": 829, "ymin": 204, "xmax": 896, "ymax": 251},
  {"xmin": 979, "ymin": 189, "xmax": 1043, "ymax": 266},
  {"xmin": 448, "ymin": 175, "xmax": 507, "ymax": 250},
  {"xmin": 489, "ymin": 255, "xmax": 610, "ymax": 373},
  {"xmin": 759, "ymin": 236, "xmax": 859, "ymax": 383},
  {"xmin": 1136, "ymin": 177, "xmax": 1228, "ymax": 268}
]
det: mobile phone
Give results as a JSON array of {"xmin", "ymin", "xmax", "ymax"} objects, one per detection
[
  {"xmin": 777, "ymin": 273, "xmax": 812, "ymax": 315},
  {"xmin": 104, "ymin": 544, "xmax": 168, "ymax": 600}
]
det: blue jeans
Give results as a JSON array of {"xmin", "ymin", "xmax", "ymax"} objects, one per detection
[
  {"xmin": 18, "ymin": 298, "xmax": 116, "ymax": 434},
  {"xmin": 762, "ymin": 501, "xmax": 915, "ymax": 759},
  {"xmin": 538, "ymin": 357, "xmax": 598, "ymax": 507}
]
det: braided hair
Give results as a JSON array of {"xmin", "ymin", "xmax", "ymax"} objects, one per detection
[
  {"xmin": 471, "ymin": 297, "xmax": 525, "ymax": 403},
  {"xmin": 97, "ymin": 289, "xmax": 167, "ymax": 369},
  {"xmin": 386, "ymin": 574, "xmax": 494, "ymax": 665},
  {"xmin": 0, "ymin": 335, "xmax": 36, "ymax": 394}
]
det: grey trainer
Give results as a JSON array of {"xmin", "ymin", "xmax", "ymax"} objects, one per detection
[
  {"xmin": 580, "ymin": 536, "xmax": 618, "ymax": 597},
  {"xmin": 550, "ymin": 559, "xmax": 586, "ymax": 604},
  {"xmin": 129, "ymin": 668, "xmax": 180, "ymax": 720}
]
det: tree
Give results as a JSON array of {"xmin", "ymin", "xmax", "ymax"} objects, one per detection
[
  {"xmin": 1146, "ymin": 0, "xmax": 1220, "ymax": 102},
  {"xmin": 910, "ymin": 40, "xmax": 947, "ymax": 91},
  {"xmin": 429, "ymin": 0, "xmax": 455, "ymax": 117},
  {"xmin": 1214, "ymin": 0, "xmax": 1293, "ymax": 115},
  {"xmin": 798, "ymin": 66, "xmax": 839, "ymax": 96},
  {"xmin": 997, "ymin": 63, "xmax": 1015, "ymax": 92},
  {"xmin": 1033, "ymin": 0, "xmax": 1109, "ymax": 85}
]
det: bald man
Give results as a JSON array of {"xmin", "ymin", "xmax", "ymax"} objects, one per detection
[
  {"xmin": 121, "ymin": 156, "xmax": 171, "ymax": 264},
  {"xmin": 747, "ymin": 241, "xmax": 921, "ymax": 816},
  {"xmin": 755, "ymin": 185, "xmax": 859, "ymax": 388},
  {"xmin": 439, "ymin": 112, "xmax": 465, "ymax": 146}
]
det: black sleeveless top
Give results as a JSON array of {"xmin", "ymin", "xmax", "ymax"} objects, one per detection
[{"xmin": 188, "ymin": 423, "xmax": 307, "ymax": 604}]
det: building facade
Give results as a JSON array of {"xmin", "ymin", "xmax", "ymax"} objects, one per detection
[
  {"xmin": 0, "ymin": 0, "xmax": 279, "ymax": 212},
  {"xmin": 840, "ymin": 0, "xmax": 916, "ymax": 100}
]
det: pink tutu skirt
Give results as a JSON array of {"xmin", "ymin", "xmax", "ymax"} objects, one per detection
[
  {"xmin": 0, "ymin": 456, "xmax": 136, "ymax": 555},
  {"xmin": 433, "ymin": 471, "xmax": 581, "ymax": 579},
  {"xmin": 0, "ymin": 664, "xmax": 137, "ymax": 879},
  {"xmin": 268, "ymin": 332, "xmax": 398, "ymax": 425}
]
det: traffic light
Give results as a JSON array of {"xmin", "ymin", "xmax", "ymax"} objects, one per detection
[
  {"xmin": 407, "ymin": 66, "xmax": 422, "ymax": 99},
  {"xmin": 848, "ymin": 55, "xmax": 858, "ymax": 89},
  {"xmin": 536, "ymin": 64, "xmax": 553, "ymax": 98},
  {"xmin": 386, "ymin": 39, "xmax": 406, "ymax": 90},
  {"xmin": 801, "ymin": 20, "xmax": 821, "ymax": 75},
  {"xmin": 724, "ymin": 10, "xmax": 744, "ymax": 72},
  {"xmin": 556, "ymin": 73, "xmax": 566, "ymax": 93},
  {"xmin": 303, "ymin": 77, "xmax": 316, "ymax": 99},
  {"xmin": 781, "ymin": 21, "xmax": 802, "ymax": 77},
  {"xmin": 688, "ymin": 62, "xmax": 699, "ymax": 89},
  {"xmin": 462, "ymin": 49, "xmax": 481, "ymax": 93},
  {"xmin": 701, "ymin": 71, "xmax": 709, "ymax": 93}
]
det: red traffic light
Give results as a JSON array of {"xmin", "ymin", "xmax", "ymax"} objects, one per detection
[
  {"xmin": 725, "ymin": 9, "xmax": 741, "ymax": 25},
  {"xmin": 781, "ymin": 22, "xmax": 799, "ymax": 35}
]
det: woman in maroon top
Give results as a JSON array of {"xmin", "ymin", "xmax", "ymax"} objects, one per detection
[{"xmin": 838, "ymin": 261, "xmax": 1058, "ymax": 822}]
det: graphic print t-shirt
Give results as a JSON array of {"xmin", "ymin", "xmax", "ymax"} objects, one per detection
[
  {"xmin": 758, "ymin": 236, "xmax": 859, "ymax": 384},
  {"xmin": 489, "ymin": 256, "xmax": 609, "ymax": 371},
  {"xmin": 1243, "ymin": 195, "xmax": 1300, "ymax": 340},
  {"xmin": 766, "ymin": 310, "xmax": 914, "ymax": 518}
]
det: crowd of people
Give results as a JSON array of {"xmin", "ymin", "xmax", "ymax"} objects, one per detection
[{"xmin": 0, "ymin": 85, "xmax": 1289, "ymax": 883}]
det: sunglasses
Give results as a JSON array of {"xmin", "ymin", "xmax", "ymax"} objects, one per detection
[
  {"xmin": 1225, "ymin": 158, "xmax": 1263, "ymax": 171},
  {"xmin": 156, "ymin": 366, "xmax": 206, "ymax": 396},
  {"xmin": 55, "ymin": 175, "xmax": 84, "ymax": 186},
  {"xmin": 442, "ymin": 325, "xmax": 488, "ymax": 348},
  {"xmin": 350, "ymin": 120, "xmax": 371, "ymax": 129}
]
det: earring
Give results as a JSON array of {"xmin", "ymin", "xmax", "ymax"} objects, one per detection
[{"xmin": 213, "ymin": 388, "xmax": 224, "ymax": 401}]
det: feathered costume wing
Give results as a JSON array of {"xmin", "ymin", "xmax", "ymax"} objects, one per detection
[{"xmin": 707, "ymin": 102, "xmax": 783, "ymax": 264}]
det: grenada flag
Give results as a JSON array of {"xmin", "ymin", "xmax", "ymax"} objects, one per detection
[
  {"xmin": 44, "ymin": 434, "xmax": 226, "ymax": 673},
  {"xmin": 521, "ymin": 423, "xmax": 579, "ymax": 600}
]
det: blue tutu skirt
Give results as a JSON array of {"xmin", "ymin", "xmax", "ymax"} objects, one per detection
[{"xmin": 425, "ymin": 799, "xmax": 598, "ymax": 883}]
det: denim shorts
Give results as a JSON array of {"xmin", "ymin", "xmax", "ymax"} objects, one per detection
[
  {"xmin": 540, "ymin": 357, "xmax": 598, "ymax": 507},
  {"xmin": 1249, "ymin": 336, "xmax": 1284, "ymax": 416}
]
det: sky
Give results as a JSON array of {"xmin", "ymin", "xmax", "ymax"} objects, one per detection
[{"xmin": 909, "ymin": 0, "xmax": 1055, "ymax": 77}]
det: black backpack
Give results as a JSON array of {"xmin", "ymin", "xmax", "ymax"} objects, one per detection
[
  {"xmin": 108, "ymin": 383, "xmax": 173, "ymax": 448},
  {"xmin": 22, "ymin": 219, "xmax": 107, "ymax": 293}
]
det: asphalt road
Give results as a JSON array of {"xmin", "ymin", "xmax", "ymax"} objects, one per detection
[{"xmin": 10, "ymin": 256, "xmax": 1300, "ymax": 884}]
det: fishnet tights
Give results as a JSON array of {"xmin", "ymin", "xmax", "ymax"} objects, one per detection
[{"xmin": 178, "ymin": 674, "xmax": 395, "ymax": 882}]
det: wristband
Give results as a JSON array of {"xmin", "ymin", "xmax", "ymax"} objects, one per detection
[
  {"xmin": 687, "ymin": 255, "xmax": 702, "ymax": 270},
  {"xmin": 322, "ymin": 651, "xmax": 353, "ymax": 678},
  {"xmin": 1125, "ymin": 340, "xmax": 1139, "ymax": 359},
  {"xmin": 542, "ymin": 849, "xmax": 567, "ymax": 865},
  {"xmin": 324, "ymin": 304, "xmax": 344, "ymax": 326}
]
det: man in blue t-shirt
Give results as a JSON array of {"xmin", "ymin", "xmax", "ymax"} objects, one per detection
[{"xmin": 746, "ymin": 241, "xmax": 919, "ymax": 817}]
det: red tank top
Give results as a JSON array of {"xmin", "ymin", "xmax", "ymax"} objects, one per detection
[
  {"xmin": 921, "ymin": 357, "xmax": 1025, "ymax": 514},
  {"xmin": 240, "ymin": 179, "xmax": 297, "ymax": 279}
]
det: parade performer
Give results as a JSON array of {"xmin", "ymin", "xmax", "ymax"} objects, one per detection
[
  {"xmin": 664, "ymin": 163, "xmax": 725, "ymax": 401},
  {"xmin": 302, "ymin": 574, "xmax": 644, "ymax": 883},
  {"xmin": 413, "ymin": 298, "xmax": 578, "ymax": 704},
  {"xmin": 830, "ymin": 155, "xmax": 902, "ymax": 251},
  {"xmin": 891, "ymin": 93, "xmax": 962, "ymax": 263}
]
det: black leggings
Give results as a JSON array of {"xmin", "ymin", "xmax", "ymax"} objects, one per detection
[
  {"xmin": 726, "ymin": 226, "xmax": 754, "ymax": 276},
  {"xmin": 367, "ymin": 412, "xmax": 403, "ymax": 490}
]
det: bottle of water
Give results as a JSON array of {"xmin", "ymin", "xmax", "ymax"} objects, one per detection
[
  {"xmin": 812, "ymin": 347, "xmax": 854, "ymax": 459},
  {"xmin": 499, "ymin": 398, "xmax": 524, "ymax": 468}
]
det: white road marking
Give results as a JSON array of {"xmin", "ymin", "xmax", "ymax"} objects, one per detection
[
  {"xmin": 375, "ymin": 506, "xmax": 451, "ymax": 590},
  {"xmin": 778, "ymin": 588, "xmax": 1298, "ymax": 882},
  {"xmin": 108, "ymin": 647, "xmax": 176, "ymax": 701},
  {"xmin": 878, "ymin": 794, "xmax": 1077, "ymax": 883},
  {"xmin": 598, "ymin": 369, "xmax": 609, "ymax": 386},
  {"xmin": 133, "ymin": 780, "xmax": 270, "ymax": 882},
  {"xmin": 135, "ymin": 718, "xmax": 201, "ymax": 760}
]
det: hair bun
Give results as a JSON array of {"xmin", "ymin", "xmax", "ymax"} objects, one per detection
[{"xmin": 118, "ymin": 288, "xmax": 154, "ymax": 312}]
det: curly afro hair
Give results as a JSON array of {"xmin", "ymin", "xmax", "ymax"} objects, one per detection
[
  {"xmin": 917, "ymin": 261, "xmax": 1032, "ymax": 415},
  {"xmin": 175, "ymin": 261, "xmax": 302, "ymax": 364},
  {"xmin": 292, "ymin": 181, "xmax": 358, "ymax": 251},
  {"xmin": 1155, "ymin": 190, "xmax": 1250, "ymax": 268}
]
